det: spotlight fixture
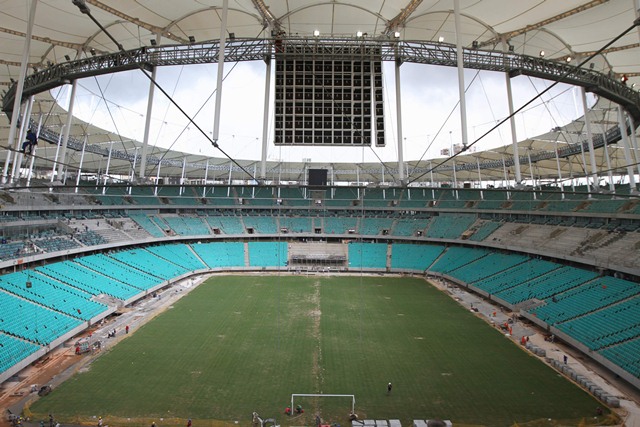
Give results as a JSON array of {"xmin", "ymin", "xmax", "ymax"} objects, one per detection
[
  {"xmin": 508, "ymin": 44, "xmax": 515, "ymax": 52},
  {"xmin": 632, "ymin": 83, "xmax": 637, "ymax": 88},
  {"xmin": 313, "ymin": 29, "xmax": 320, "ymax": 37},
  {"xmin": 589, "ymin": 62, "xmax": 595, "ymax": 69},
  {"xmin": 472, "ymin": 40, "xmax": 479, "ymax": 49},
  {"xmin": 356, "ymin": 31, "xmax": 363, "ymax": 37},
  {"xmin": 539, "ymin": 50, "xmax": 545, "ymax": 57},
  {"xmin": 229, "ymin": 32, "xmax": 235, "ymax": 40},
  {"xmin": 150, "ymin": 39, "xmax": 157, "ymax": 46},
  {"xmin": 64, "ymin": 54, "xmax": 71, "ymax": 61},
  {"xmin": 438, "ymin": 36, "xmax": 444, "ymax": 42},
  {"xmin": 188, "ymin": 35, "xmax": 196, "ymax": 43},
  {"xmin": 621, "ymin": 74, "xmax": 629, "ymax": 84},
  {"xmin": 394, "ymin": 31, "xmax": 401, "ymax": 38},
  {"xmin": 90, "ymin": 48, "xmax": 96, "ymax": 56},
  {"xmin": 565, "ymin": 56, "xmax": 572, "ymax": 62}
]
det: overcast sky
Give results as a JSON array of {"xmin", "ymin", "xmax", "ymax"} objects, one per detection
[{"xmin": 53, "ymin": 59, "xmax": 592, "ymax": 165}]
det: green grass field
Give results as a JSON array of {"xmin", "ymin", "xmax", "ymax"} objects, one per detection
[{"xmin": 30, "ymin": 275, "xmax": 610, "ymax": 427}]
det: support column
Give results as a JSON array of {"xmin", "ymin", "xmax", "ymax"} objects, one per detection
[
  {"xmin": 57, "ymin": 80, "xmax": 79, "ymax": 183},
  {"xmin": 627, "ymin": 115, "xmax": 640, "ymax": 179},
  {"xmin": 452, "ymin": 160, "xmax": 458, "ymax": 198},
  {"xmin": 75, "ymin": 136, "xmax": 88, "ymax": 193},
  {"xmin": 202, "ymin": 159, "xmax": 209, "ymax": 198},
  {"xmin": 330, "ymin": 165, "xmax": 335, "ymax": 198},
  {"xmin": 568, "ymin": 156, "xmax": 576, "ymax": 193},
  {"xmin": 102, "ymin": 141, "xmax": 114, "ymax": 195},
  {"xmin": 602, "ymin": 132, "xmax": 615, "ymax": 192},
  {"xmin": 503, "ymin": 48, "xmax": 522, "ymax": 185},
  {"xmin": 154, "ymin": 159, "xmax": 162, "ymax": 196},
  {"xmin": 127, "ymin": 148, "xmax": 139, "ymax": 195},
  {"xmin": 527, "ymin": 150, "xmax": 536, "ymax": 197},
  {"xmin": 618, "ymin": 106, "xmax": 637, "ymax": 191},
  {"xmin": 50, "ymin": 126, "xmax": 64, "ymax": 184},
  {"xmin": 2, "ymin": 0, "xmax": 37, "ymax": 185},
  {"xmin": 580, "ymin": 87, "xmax": 599, "ymax": 190},
  {"xmin": 554, "ymin": 138, "xmax": 565, "ymax": 199},
  {"xmin": 381, "ymin": 165, "xmax": 386, "ymax": 199},
  {"xmin": 429, "ymin": 160, "xmax": 434, "ymax": 186},
  {"xmin": 453, "ymin": 0, "xmax": 469, "ymax": 153},
  {"xmin": 476, "ymin": 157, "xmax": 483, "ymax": 199},
  {"xmin": 227, "ymin": 161, "xmax": 233, "ymax": 196},
  {"xmin": 212, "ymin": 0, "xmax": 229, "ymax": 143},
  {"xmin": 252, "ymin": 164, "xmax": 257, "ymax": 198},
  {"xmin": 26, "ymin": 115, "xmax": 42, "ymax": 187},
  {"xmin": 577, "ymin": 136, "xmax": 590, "ymax": 189},
  {"xmin": 394, "ymin": 59, "xmax": 405, "ymax": 184},
  {"xmin": 501, "ymin": 154, "xmax": 510, "ymax": 199},
  {"xmin": 260, "ymin": 56, "xmax": 272, "ymax": 179},
  {"xmin": 10, "ymin": 99, "xmax": 34, "ymax": 182},
  {"xmin": 139, "ymin": 51, "xmax": 159, "ymax": 179},
  {"xmin": 180, "ymin": 156, "xmax": 187, "ymax": 196}
]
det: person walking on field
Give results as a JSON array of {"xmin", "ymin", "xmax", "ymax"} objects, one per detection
[{"xmin": 387, "ymin": 382, "xmax": 392, "ymax": 394}]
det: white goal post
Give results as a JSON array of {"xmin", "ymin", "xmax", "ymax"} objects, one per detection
[{"xmin": 291, "ymin": 393, "xmax": 356, "ymax": 414}]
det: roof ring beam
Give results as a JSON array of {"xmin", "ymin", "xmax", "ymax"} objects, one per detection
[
  {"xmin": 384, "ymin": 0, "xmax": 423, "ymax": 35},
  {"xmin": 83, "ymin": 0, "xmax": 187, "ymax": 43},
  {"xmin": 250, "ymin": 0, "xmax": 283, "ymax": 34},
  {"xmin": 479, "ymin": 0, "xmax": 610, "ymax": 48}
]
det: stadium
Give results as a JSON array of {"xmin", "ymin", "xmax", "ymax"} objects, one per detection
[{"xmin": 1, "ymin": 1, "xmax": 640, "ymax": 426}]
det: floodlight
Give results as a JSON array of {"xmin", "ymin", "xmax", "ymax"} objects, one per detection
[
  {"xmin": 313, "ymin": 29, "xmax": 320, "ymax": 37},
  {"xmin": 566, "ymin": 56, "xmax": 572, "ymax": 62},
  {"xmin": 394, "ymin": 31, "xmax": 401, "ymax": 38},
  {"xmin": 539, "ymin": 50, "xmax": 545, "ymax": 57},
  {"xmin": 150, "ymin": 39, "xmax": 157, "ymax": 46},
  {"xmin": 90, "ymin": 48, "xmax": 96, "ymax": 56},
  {"xmin": 64, "ymin": 54, "xmax": 71, "ymax": 61},
  {"xmin": 472, "ymin": 40, "xmax": 479, "ymax": 49},
  {"xmin": 356, "ymin": 31, "xmax": 363, "ymax": 37},
  {"xmin": 188, "ymin": 35, "xmax": 196, "ymax": 43},
  {"xmin": 438, "ymin": 36, "xmax": 444, "ymax": 42}
]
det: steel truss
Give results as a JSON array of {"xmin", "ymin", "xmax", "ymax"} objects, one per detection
[{"xmin": 4, "ymin": 37, "xmax": 639, "ymax": 119}]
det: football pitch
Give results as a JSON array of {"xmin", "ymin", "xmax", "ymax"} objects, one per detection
[{"xmin": 29, "ymin": 275, "xmax": 609, "ymax": 427}]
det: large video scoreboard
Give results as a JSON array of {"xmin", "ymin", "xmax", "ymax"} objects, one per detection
[{"xmin": 274, "ymin": 41, "xmax": 384, "ymax": 147}]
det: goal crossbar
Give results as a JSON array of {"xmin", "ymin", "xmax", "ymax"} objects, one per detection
[{"xmin": 291, "ymin": 393, "xmax": 355, "ymax": 413}]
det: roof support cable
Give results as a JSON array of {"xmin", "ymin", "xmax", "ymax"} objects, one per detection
[
  {"xmin": 70, "ymin": 0, "xmax": 259, "ymax": 183},
  {"xmin": 406, "ymin": 16, "xmax": 640, "ymax": 187}
]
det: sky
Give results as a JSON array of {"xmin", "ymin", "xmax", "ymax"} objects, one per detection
[{"xmin": 51, "ymin": 58, "xmax": 593, "ymax": 166}]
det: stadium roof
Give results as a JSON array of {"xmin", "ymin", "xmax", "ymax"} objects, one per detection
[{"xmin": 1, "ymin": 0, "xmax": 639, "ymax": 185}]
